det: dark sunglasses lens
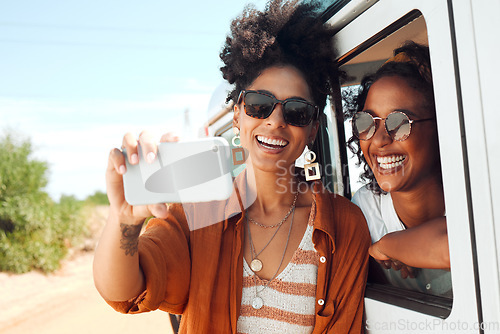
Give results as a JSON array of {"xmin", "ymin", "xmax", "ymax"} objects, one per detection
[
  {"xmin": 386, "ymin": 112, "xmax": 410, "ymax": 141},
  {"xmin": 353, "ymin": 112, "xmax": 376, "ymax": 140},
  {"xmin": 244, "ymin": 92, "xmax": 274, "ymax": 119},
  {"xmin": 283, "ymin": 101, "xmax": 315, "ymax": 126}
]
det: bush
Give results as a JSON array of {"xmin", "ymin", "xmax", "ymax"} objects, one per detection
[
  {"xmin": 0, "ymin": 133, "xmax": 87, "ymax": 273},
  {"xmin": 85, "ymin": 190, "xmax": 109, "ymax": 206}
]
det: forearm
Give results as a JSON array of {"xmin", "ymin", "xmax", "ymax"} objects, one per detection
[
  {"xmin": 93, "ymin": 211, "xmax": 146, "ymax": 302},
  {"xmin": 372, "ymin": 218, "xmax": 449, "ymax": 269}
]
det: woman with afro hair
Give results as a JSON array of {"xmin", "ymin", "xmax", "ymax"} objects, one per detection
[{"xmin": 94, "ymin": 1, "xmax": 370, "ymax": 332}]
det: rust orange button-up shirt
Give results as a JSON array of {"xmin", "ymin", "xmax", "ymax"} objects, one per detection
[{"xmin": 106, "ymin": 179, "xmax": 370, "ymax": 333}]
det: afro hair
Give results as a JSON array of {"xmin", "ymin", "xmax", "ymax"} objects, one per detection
[{"xmin": 220, "ymin": 0, "xmax": 339, "ymax": 112}]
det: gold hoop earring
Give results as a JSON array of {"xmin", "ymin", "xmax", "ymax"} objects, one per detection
[
  {"xmin": 232, "ymin": 127, "xmax": 246, "ymax": 166},
  {"xmin": 304, "ymin": 148, "xmax": 320, "ymax": 181}
]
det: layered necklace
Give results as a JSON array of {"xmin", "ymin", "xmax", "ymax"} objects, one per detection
[
  {"xmin": 247, "ymin": 190, "xmax": 297, "ymax": 229},
  {"xmin": 246, "ymin": 190, "xmax": 298, "ymax": 310},
  {"xmin": 246, "ymin": 190, "xmax": 298, "ymax": 272}
]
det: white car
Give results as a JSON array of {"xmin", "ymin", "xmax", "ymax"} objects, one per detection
[{"xmin": 205, "ymin": 0, "xmax": 500, "ymax": 333}]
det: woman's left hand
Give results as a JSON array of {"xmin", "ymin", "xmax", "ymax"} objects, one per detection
[{"xmin": 369, "ymin": 242, "xmax": 416, "ymax": 278}]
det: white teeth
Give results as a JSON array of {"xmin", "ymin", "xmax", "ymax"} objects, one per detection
[
  {"xmin": 376, "ymin": 155, "xmax": 406, "ymax": 169},
  {"xmin": 256, "ymin": 135, "xmax": 288, "ymax": 147}
]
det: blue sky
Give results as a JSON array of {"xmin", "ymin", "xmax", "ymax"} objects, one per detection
[{"xmin": 1, "ymin": 0, "xmax": 266, "ymax": 200}]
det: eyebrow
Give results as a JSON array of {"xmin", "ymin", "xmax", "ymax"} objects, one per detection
[
  {"xmin": 257, "ymin": 90, "xmax": 308, "ymax": 101},
  {"xmin": 361, "ymin": 108, "xmax": 420, "ymax": 118},
  {"xmin": 360, "ymin": 109, "xmax": 375, "ymax": 115},
  {"xmin": 393, "ymin": 108, "xmax": 419, "ymax": 118}
]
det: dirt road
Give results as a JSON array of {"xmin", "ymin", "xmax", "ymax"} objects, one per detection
[
  {"xmin": 0, "ymin": 205, "xmax": 175, "ymax": 334},
  {"xmin": 0, "ymin": 252, "xmax": 174, "ymax": 334}
]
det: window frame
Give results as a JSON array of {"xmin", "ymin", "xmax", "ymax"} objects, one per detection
[{"xmin": 323, "ymin": 0, "xmax": 481, "ymax": 328}]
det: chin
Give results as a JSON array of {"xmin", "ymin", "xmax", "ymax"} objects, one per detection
[
  {"xmin": 250, "ymin": 159, "xmax": 287, "ymax": 174},
  {"xmin": 376, "ymin": 179, "xmax": 399, "ymax": 193}
]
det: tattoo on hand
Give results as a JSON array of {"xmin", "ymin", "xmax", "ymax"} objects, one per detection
[{"xmin": 120, "ymin": 223, "xmax": 142, "ymax": 256}]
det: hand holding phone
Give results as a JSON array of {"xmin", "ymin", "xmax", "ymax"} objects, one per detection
[{"xmin": 122, "ymin": 137, "xmax": 234, "ymax": 205}]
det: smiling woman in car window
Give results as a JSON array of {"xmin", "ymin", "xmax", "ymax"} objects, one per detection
[{"xmin": 347, "ymin": 41, "xmax": 452, "ymax": 298}]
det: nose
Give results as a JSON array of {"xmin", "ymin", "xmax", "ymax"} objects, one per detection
[
  {"xmin": 370, "ymin": 121, "xmax": 392, "ymax": 147},
  {"xmin": 266, "ymin": 103, "xmax": 287, "ymax": 128}
]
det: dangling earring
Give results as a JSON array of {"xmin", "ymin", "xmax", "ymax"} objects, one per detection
[
  {"xmin": 304, "ymin": 147, "xmax": 321, "ymax": 181},
  {"xmin": 231, "ymin": 127, "xmax": 246, "ymax": 166}
]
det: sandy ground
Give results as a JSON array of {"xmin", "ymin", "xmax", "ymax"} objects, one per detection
[{"xmin": 0, "ymin": 206, "xmax": 175, "ymax": 334}]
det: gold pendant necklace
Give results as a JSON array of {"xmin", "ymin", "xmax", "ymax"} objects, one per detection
[
  {"xmin": 248, "ymin": 207, "xmax": 295, "ymax": 310},
  {"xmin": 246, "ymin": 191, "xmax": 298, "ymax": 272}
]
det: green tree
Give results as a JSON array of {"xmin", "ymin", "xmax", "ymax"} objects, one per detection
[{"xmin": 0, "ymin": 133, "xmax": 86, "ymax": 273}]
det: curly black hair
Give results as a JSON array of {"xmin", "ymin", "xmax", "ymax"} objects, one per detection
[
  {"xmin": 220, "ymin": 0, "xmax": 339, "ymax": 113},
  {"xmin": 344, "ymin": 41, "xmax": 436, "ymax": 194}
]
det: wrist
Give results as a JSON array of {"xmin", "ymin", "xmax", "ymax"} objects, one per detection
[
  {"xmin": 371, "ymin": 236, "xmax": 392, "ymax": 261},
  {"xmin": 108, "ymin": 207, "xmax": 146, "ymax": 226}
]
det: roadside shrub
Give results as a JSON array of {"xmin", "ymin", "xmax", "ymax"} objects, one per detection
[
  {"xmin": 0, "ymin": 133, "xmax": 86, "ymax": 273},
  {"xmin": 85, "ymin": 190, "xmax": 109, "ymax": 206}
]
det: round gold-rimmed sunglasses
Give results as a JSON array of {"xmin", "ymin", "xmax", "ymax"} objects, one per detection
[{"xmin": 352, "ymin": 111, "xmax": 434, "ymax": 141}]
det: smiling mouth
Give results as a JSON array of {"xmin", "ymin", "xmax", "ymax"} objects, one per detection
[
  {"xmin": 256, "ymin": 135, "xmax": 288, "ymax": 150},
  {"xmin": 376, "ymin": 155, "xmax": 406, "ymax": 170}
]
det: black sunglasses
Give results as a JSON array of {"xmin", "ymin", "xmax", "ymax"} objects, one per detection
[
  {"xmin": 352, "ymin": 111, "xmax": 434, "ymax": 141},
  {"xmin": 237, "ymin": 90, "xmax": 319, "ymax": 127}
]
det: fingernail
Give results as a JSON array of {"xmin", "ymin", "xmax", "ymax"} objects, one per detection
[
  {"xmin": 131, "ymin": 153, "xmax": 139, "ymax": 164},
  {"xmin": 119, "ymin": 165, "xmax": 126, "ymax": 174},
  {"xmin": 146, "ymin": 152, "xmax": 155, "ymax": 163}
]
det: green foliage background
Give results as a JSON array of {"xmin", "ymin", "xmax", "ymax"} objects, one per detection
[{"xmin": 0, "ymin": 133, "xmax": 103, "ymax": 273}]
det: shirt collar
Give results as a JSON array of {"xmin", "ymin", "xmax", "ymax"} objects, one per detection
[
  {"xmin": 222, "ymin": 169, "xmax": 254, "ymax": 231},
  {"xmin": 311, "ymin": 180, "xmax": 337, "ymax": 254},
  {"xmin": 222, "ymin": 169, "xmax": 337, "ymax": 250}
]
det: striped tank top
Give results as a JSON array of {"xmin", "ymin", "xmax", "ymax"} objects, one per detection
[{"xmin": 237, "ymin": 206, "xmax": 319, "ymax": 334}]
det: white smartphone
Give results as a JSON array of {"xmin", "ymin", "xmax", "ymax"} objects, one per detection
[{"xmin": 122, "ymin": 137, "xmax": 234, "ymax": 205}]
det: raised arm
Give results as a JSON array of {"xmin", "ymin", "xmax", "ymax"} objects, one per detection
[
  {"xmin": 93, "ymin": 131, "xmax": 171, "ymax": 301},
  {"xmin": 369, "ymin": 217, "xmax": 449, "ymax": 270}
]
